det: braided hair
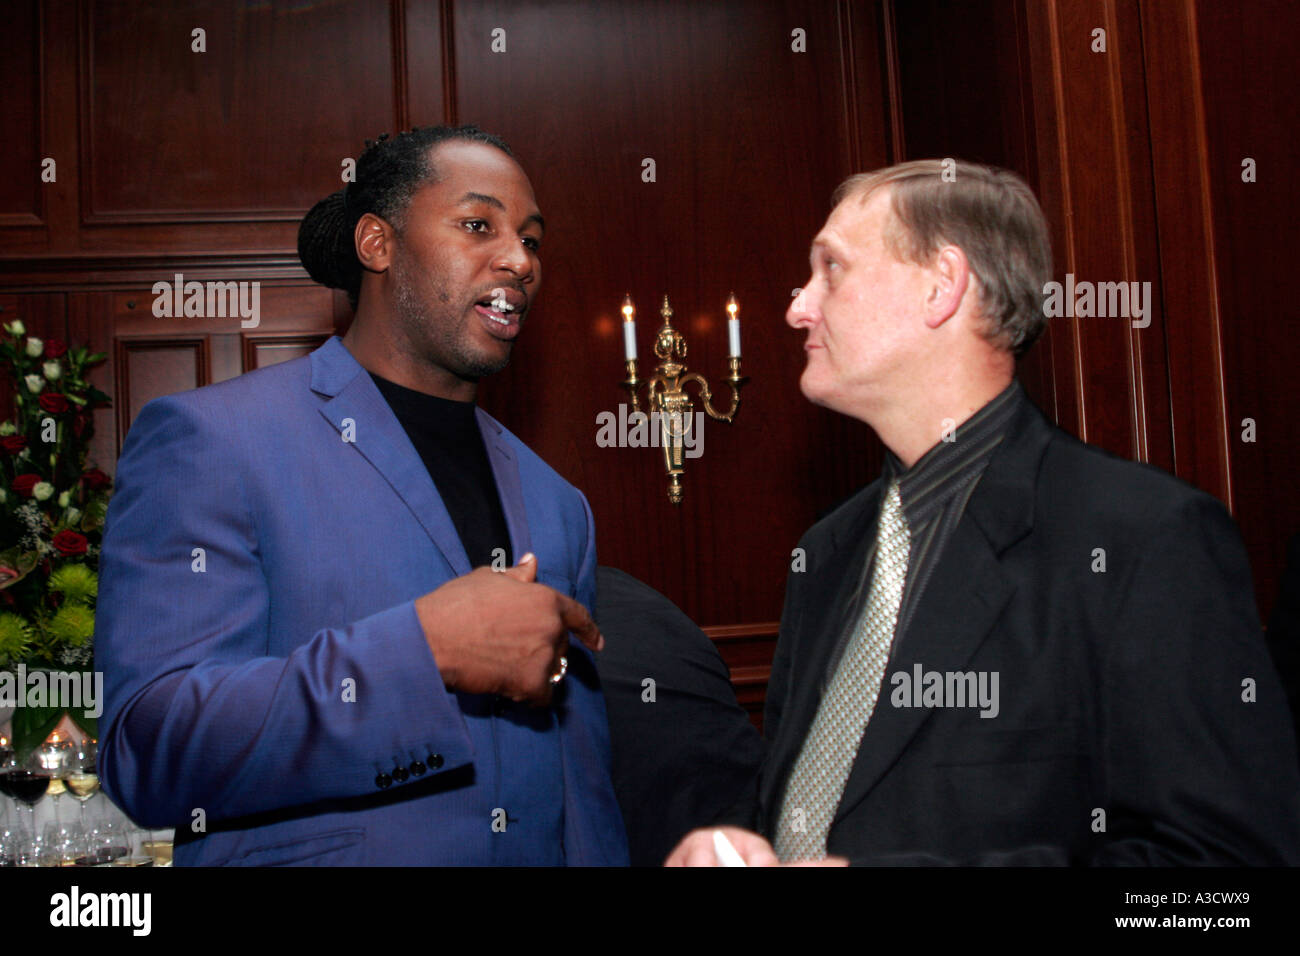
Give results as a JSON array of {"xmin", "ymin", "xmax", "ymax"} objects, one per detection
[{"xmin": 297, "ymin": 125, "xmax": 514, "ymax": 309}]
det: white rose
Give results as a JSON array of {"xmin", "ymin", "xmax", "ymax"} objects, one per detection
[
  {"xmin": 4, "ymin": 320, "xmax": 25, "ymax": 336},
  {"xmin": 57, "ymin": 491, "xmax": 71, "ymax": 508},
  {"xmin": 0, "ymin": 421, "xmax": 14, "ymax": 435},
  {"xmin": 32, "ymin": 482, "xmax": 54, "ymax": 501},
  {"xmin": 25, "ymin": 337, "xmax": 44, "ymax": 358},
  {"xmin": 25, "ymin": 374, "xmax": 42, "ymax": 393},
  {"xmin": 43, "ymin": 361, "xmax": 61, "ymax": 381},
  {"xmin": 0, "ymin": 488, "xmax": 6, "ymax": 503},
  {"xmin": 65, "ymin": 506, "xmax": 81, "ymax": 525}
]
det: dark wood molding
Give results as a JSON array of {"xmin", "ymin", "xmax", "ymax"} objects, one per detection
[
  {"xmin": 441, "ymin": 0, "xmax": 458, "ymax": 126},
  {"xmin": 879, "ymin": 0, "xmax": 906, "ymax": 164},
  {"xmin": 0, "ymin": 254, "xmax": 310, "ymax": 292},
  {"xmin": 392, "ymin": 0, "xmax": 410, "ymax": 131},
  {"xmin": 703, "ymin": 622, "xmax": 780, "ymax": 642}
]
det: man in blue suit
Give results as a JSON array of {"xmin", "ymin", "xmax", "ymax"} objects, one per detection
[{"xmin": 96, "ymin": 126, "xmax": 628, "ymax": 865}]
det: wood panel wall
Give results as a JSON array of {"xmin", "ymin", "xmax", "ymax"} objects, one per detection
[
  {"xmin": 2, "ymin": 0, "xmax": 1294, "ymax": 726},
  {"xmin": 892, "ymin": 0, "xmax": 1298, "ymax": 617}
]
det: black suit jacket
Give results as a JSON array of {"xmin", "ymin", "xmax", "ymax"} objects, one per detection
[
  {"xmin": 594, "ymin": 567, "xmax": 764, "ymax": 866},
  {"xmin": 739, "ymin": 394, "xmax": 1300, "ymax": 865}
]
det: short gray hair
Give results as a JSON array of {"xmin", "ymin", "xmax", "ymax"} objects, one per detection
[{"xmin": 834, "ymin": 159, "xmax": 1053, "ymax": 355}]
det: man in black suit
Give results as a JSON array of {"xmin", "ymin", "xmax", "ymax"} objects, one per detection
[{"xmin": 668, "ymin": 160, "xmax": 1300, "ymax": 866}]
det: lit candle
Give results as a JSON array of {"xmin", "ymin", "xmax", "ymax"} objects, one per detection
[
  {"xmin": 726, "ymin": 292, "xmax": 741, "ymax": 358},
  {"xmin": 621, "ymin": 294, "xmax": 637, "ymax": 361}
]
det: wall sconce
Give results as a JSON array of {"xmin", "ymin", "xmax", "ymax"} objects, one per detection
[{"xmin": 618, "ymin": 293, "xmax": 748, "ymax": 504}]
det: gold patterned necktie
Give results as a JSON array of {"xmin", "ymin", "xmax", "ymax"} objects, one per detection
[{"xmin": 775, "ymin": 479, "xmax": 910, "ymax": 862}]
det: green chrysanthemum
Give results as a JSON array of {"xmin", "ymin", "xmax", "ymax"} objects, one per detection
[
  {"xmin": 45, "ymin": 604, "xmax": 94, "ymax": 647},
  {"xmin": 48, "ymin": 563, "xmax": 97, "ymax": 605},
  {"xmin": 0, "ymin": 612, "xmax": 34, "ymax": 665}
]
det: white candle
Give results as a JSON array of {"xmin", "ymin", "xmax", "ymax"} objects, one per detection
[
  {"xmin": 621, "ymin": 294, "xmax": 637, "ymax": 361},
  {"xmin": 726, "ymin": 293, "xmax": 741, "ymax": 358}
]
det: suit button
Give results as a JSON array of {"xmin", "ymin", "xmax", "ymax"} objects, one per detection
[
  {"xmin": 393, "ymin": 765, "xmax": 409, "ymax": 783},
  {"xmin": 428, "ymin": 753, "xmax": 444, "ymax": 770},
  {"xmin": 410, "ymin": 760, "xmax": 426, "ymax": 776},
  {"xmin": 375, "ymin": 772, "xmax": 393, "ymax": 790}
]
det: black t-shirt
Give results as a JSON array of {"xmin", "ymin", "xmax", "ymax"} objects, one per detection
[{"xmin": 369, "ymin": 372, "xmax": 512, "ymax": 569}]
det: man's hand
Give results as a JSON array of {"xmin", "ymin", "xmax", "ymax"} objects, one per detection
[
  {"xmin": 415, "ymin": 553, "xmax": 603, "ymax": 706},
  {"xmin": 664, "ymin": 827, "xmax": 850, "ymax": 866},
  {"xmin": 664, "ymin": 827, "xmax": 780, "ymax": 866}
]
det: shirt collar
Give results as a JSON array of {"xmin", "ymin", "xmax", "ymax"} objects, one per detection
[{"xmin": 882, "ymin": 379, "xmax": 1024, "ymax": 523}]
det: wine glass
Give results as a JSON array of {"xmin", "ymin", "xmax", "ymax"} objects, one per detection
[
  {"xmin": 7, "ymin": 749, "xmax": 51, "ymax": 841},
  {"xmin": 0, "ymin": 749, "xmax": 17, "ymax": 866},
  {"xmin": 89, "ymin": 816, "xmax": 129, "ymax": 865},
  {"xmin": 0, "ymin": 737, "xmax": 17, "ymax": 843},
  {"xmin": 64, "ymin": 738, "xmax": 99, "ymax": 831},
  {"xmin": 0, "ymin": 822, "xmax": 14, "ymax": 866},
  {"xmin": 42, "ymin": 821, "xmax": 83, "ymax": 867},
  {"xmin": 37, "ymin": 733, "xmax": 72, "ymax": 824},
  {"xmin": 140, "ymin": 832, "xmax": 173, "ymax": 866}
]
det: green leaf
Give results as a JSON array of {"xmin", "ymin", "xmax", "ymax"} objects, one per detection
[
  {"xmin": 11, "ymin": 704, "xmax": 64, "ymax": 763},
  {"xmin": 0, "ymin": 548, "xmax": 38, "ymax": 591},
  {"xmin": 69, "ymin": 710, "xmax": 97, "ymax": 740},
  {"xmin": 80, "ymin": 497, "xmax": 108, "ymax": 533}
]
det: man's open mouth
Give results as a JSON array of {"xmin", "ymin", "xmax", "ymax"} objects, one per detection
[{"xmin": 473, "ymin": 288, "xmax": 527, "ymax": 340}]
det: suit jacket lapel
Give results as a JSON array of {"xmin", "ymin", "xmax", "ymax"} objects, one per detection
[
  {"xmin": 827, "ymin": 398, "xmax": 1053, "ymax": 826},
  {"xmin": 760, "ymin": 484, "xmax": 882, "ymax": 814},
  {"xmin": 477, "ymin": 408, "xmax": 532, "ymax": 564},
  {"xmin": 309, "ymin": 336, "xmax": 472, "ymax": 577},
  {"xmin": 830, "ymin": 518, "xmax": 1017, "ymax": 824}
]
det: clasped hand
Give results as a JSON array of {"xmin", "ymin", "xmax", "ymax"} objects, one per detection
[{"xmin": 415, "ymin": 553, "xmax": 602, "ymax": 706}]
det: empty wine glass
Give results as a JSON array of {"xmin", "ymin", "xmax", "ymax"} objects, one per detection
[
  {"xmin": 42, "ymin": 821, "xmax": 83, "ymax": 867},
  {"xmin": 0, "ymin": 823, "xmax": 14, "ymax": 867},
  {"xmin": 89, "ymin": 816, "xmax": 128, "ymax": 865}
]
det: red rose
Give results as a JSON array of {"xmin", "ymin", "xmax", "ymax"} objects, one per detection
[
  {"xmin": 0, "ymin": 435, "xmax": 26, "ymax": 454},
  {"xmin": 52, "ymin": 530, "xmax": 89, "ymax": 557},
  {"xmin": 12, "ymin": 473, "xmax": 40, "ymax": 497},
  {"xmin": 43, "ymin": 338, "xmax": 68, "ymax": 359},
  {"xmin": 81, "ymin": 468, "xmax": 110, "ymax": 491},
  {"xmin": 71, "ymin": 413, "xmax": 88, "ymax": 438},
  {"xmin": 38, "ymin": 394, "xmax": 69, "ymax": 414}
]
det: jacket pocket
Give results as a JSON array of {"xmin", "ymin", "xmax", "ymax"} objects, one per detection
[{"xmin": 225, "ymin": 827, "xmax": 365, "ymax": 867}]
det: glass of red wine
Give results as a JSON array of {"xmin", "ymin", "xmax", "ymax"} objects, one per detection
[
  {"xmin": 0, "ymin": 740, "xmax": 18, "ymax": 865},
  {"xmin": 7, "ymin": 748, "xmax": 52, "ymax": 843}
]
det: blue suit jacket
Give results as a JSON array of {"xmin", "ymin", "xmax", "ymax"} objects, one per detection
[{"xmin": 96, "ymin": 335, "xmax": 628, "ymax": 866}]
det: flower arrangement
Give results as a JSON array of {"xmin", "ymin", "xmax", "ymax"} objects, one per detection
[{"xmin": 0, "ymin": 318, "xmax": 112, "ymax": 756}]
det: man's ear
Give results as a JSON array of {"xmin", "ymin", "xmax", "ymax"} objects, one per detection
[
  {"xmin": 923, "ymin": 245, "xmax": 970, "ymax": 329},
  {"xmin": 355, "ymin": 213, "xmax": 395, "ymax": 274}
]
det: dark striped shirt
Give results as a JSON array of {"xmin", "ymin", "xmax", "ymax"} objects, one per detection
[{"xmin": 824, "ymin": 380, "xmax": 1024, "ymax": 681}]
